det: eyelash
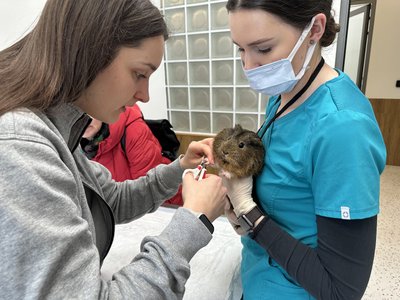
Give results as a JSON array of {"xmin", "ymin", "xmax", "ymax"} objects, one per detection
[
  {"xmin": 135, "ymin": 72, "xmax": 147, "ymax": 79},
  {"xmin": 237, "ymin": 47, "xmax": 272, "ymax": 54},
  {"xmin": 258, "ymin": 48, "xmax": 271, "ymax": 54}
]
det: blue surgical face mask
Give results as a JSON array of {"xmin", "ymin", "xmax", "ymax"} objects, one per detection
[{"xmin": 244, "ymin": 17, "xmax": 316, "ymax": 96}]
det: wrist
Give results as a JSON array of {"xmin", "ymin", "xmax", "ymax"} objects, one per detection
[
  {"xmin": 185, "ymin": 208, "xmax": 214, "ymax": 234},
  {"xmin": 178, "ymin": 154, "xmax": 187, "ymax": 170},
  {"xmin": 236, "ymin": 206, "xmax": 264, "ymax": 235},
  {"xmin": 232, "ymin": 198, "xmax": 257, "ymax": 217},
  {"xmin": 198, "ymin": 214, "xmax": 214, "ymax": 234}
]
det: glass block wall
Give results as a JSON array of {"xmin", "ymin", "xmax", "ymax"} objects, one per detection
[{"xmin": 161, "ymin": 0, "xmax": 268, "ymax": 134}]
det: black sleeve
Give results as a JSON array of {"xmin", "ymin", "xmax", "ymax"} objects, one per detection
[{"xmin": 252, "ymin": 214, "xmax": 377, "ymax": 300}]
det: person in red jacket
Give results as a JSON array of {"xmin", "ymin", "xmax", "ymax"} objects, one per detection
[{"xmin": 80, "ymin": 104, "xmax": 183, "ymax": 205}]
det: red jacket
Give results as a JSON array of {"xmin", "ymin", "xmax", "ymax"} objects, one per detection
[{"xmin": 93, "ymin": 105, "xmax": 183, "ymax": 205}]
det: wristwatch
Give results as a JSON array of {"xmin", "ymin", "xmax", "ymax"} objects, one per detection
[
  {"xmin": 237, "ymin": 206, "xmax": 264, "ymax": 234},
  {"xmin": 198, "ymin": 214, "xmax": 214, "ymax": 234}
]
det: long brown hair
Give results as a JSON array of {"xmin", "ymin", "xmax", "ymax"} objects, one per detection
[{"xmin": 0, "ymin": 0, "xmax": 168, "ymax": 116}]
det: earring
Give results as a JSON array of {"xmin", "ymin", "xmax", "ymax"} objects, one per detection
[{"xmin": 310, "ymin": 40, "xmax": 315, "ymax": 45}]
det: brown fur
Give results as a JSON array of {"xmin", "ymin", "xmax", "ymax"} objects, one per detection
[{"xmin": 213, "ymin": 124, "xmax": 265, "ymax": 178}]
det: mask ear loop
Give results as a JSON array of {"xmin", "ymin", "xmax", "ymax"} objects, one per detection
[
  {"xmin": 287, "ymin": 16, "xmax": 317, "ymax": 78},
  {"xmin": 287, "ymin": 16, "xmax": 316, "ymax": 60}
]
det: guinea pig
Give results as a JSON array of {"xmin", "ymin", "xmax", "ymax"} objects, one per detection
[{"xmin": 212, "ymin": 124, "xmax": 265, "ymax": 178}]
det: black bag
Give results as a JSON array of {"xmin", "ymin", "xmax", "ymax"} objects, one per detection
[{"xmin": 121, "ymin": 118, "xmax": 180, "ymax": 161}]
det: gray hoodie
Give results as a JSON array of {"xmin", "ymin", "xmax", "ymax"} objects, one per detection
[{"xmin": 0, "ymin": 103, "xmax": 212, "ymax": 299}]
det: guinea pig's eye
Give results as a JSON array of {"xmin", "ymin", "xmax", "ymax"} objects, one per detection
[{"xmin": 238, "ymin": 142, "xmax": 245, "ymax": 148}]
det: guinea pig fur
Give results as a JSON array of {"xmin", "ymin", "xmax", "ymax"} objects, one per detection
[{"xmin": 213, "ymin": 124, "xmax": 264, "ymax": 178}]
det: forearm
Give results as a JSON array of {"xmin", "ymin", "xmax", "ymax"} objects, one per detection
[
  {"xmin": 252, "ymin": 215, "xmax": 376, "ymax": 300},
  {"xmin": 106, "ymin": 208, "xmax": 212, "ymax": 299},
  {"xmin": 1, "ymin": 191, "xmax": 210, "ymax": 300},
  {"xmin": 97, "ymin": 158, "xmax": 183, "ymax": 223}
]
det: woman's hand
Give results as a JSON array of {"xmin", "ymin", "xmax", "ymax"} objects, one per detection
[
  {"xmin": 179, "ymin": 138, "xmax": 214, "ymax": 170},
  {"xmin": 182, "ymin": 172, "xmax": 227, "ymax": 222},
  {"xmin": 221, "ymin": 175, "xmax": 257, "ymax": 217}
]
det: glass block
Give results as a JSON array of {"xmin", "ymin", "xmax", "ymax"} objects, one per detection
[
  {"xmin": 187, "ymin": 6, "xmax": 208, "ymax": 32},
  {"xmin": 189, "ymin": 62, "xmax": 209, "ymax": 85},
  {"xmin": 212, "ymin": 88, "xmax": 233, "ymax": 111},
  {"xmin": 162, "ymin": 1, "xmax": 266, "ymax": 134},
  {"xmin": 187, "ymin": 0, "xmax": 206, "ymax": 3},
  {"xmin": 235, "ymin": 60, "xmax": 248, "ymax": 85},
  {"xmin": 188, "ymin": 34, "xmax": 209, "ymax": 59},
  {"xmin": 169, "ymin": 88, "xmax": 188, "ymax": 109},
  {"xmin": 261, "ymin": 95, "xmax": 269, "ymax": 113},
  {"xmin": 167, "ymin": 62, "xmax": 188, "ymax": 85},
  {"xmin": 211, "ymin": 32, "xmax": 233, "ymax": 58},
  {"xmin": 170, "ymin": 111, "xmax": 190, "ymax": 132},
  {"xmin": 235, "ymin": 114, "xmax": 258, "ymax": 132},
  {"xmin": 211, "ymin": 2, "xmax": 229, "ymax": 30},
  {"xmin": 213, "ymin": 113, "xmax": 233, "ymax": 133},
  {"xmin": 192, "ymin": 112, "xmax": 211, "ymax": 133},
  {"xmin": 190, "ymin": 88, "xmax": 210, "ymax": 110},
  {"xmin": 165, "ymin": 8, "xmax": 185, "ymax": 34},
  {"xmin": 166, "ymin": 36, "xmax": 187, "ymax": 60},
  {"xmin": 212, "ymin": 61, "xmax": 233, "ymax": 85},
  {"xmin": 163, "ymin": 0, "xmax": 184, "ymax": 7},
  {"xmin": 235, "ymin": 45, "xmax": 242, "ymax": 58},
  {"xmin": 236, "ymin": 88, "xmax": 258, "ymax": 112}
]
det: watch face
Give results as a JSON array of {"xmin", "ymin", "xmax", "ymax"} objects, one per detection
[{"xmin": 199, "ymin": 214, "xmax": 214, "ymax": 234}]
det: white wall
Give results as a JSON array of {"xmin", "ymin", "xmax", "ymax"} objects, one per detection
[
  {"xmin": 322, "ymin": 0, "xmax": 341, "ymax": 67},
  {"xmin": 0, "ymin": 0, "xmax": 47, "ymax": 51},
  {"xmin": 0, "ymin": 0, "xmax": 167, "ymax": 119},
  {"xmin": 139, "ymin": 0, "xmax": 168, "ymax": 119},
  {"xmin": 365, "ymin": 0, "xmax": 400, "ymax": 99}
]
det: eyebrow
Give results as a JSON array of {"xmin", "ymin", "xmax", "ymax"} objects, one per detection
[
  {"xmin": 232, "ymin": 37, "xmax": 274, "ymax": 47},
  {"xmin": 141, "ymin": 62, "xmax": 157, "ymax": 72}
]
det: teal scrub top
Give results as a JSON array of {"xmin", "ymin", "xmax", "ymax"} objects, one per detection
[{"xmin": 241, "ymin": 70, "xmax": 386, "ymax": 299}]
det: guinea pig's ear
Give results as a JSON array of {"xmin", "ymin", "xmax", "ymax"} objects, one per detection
[
  {"xmin": 222, "ymin": 127, "xmax": 233, "ymax": 136},
  {"xmin": 249, "ymin": 137, "xmax": 263, "ymax": 147},
  {"xmin": 224, "ymin": 127, "xmax": 234, "ymax": 136},
  {"xmin": 234, "ymin": 124, "xmax": 243, "ymax": 131}
]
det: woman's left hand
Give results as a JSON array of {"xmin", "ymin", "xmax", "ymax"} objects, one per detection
[{"xmin": 179, "ymin": 138, "xmax": 214, "ymax": 170}]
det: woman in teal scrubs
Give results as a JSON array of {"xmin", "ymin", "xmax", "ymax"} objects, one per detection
[{"xmin": 222, "ymin": 0, "xmax": 387, "ymax": 299}]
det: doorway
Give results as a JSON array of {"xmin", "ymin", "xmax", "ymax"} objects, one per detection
[{"xmin": 344, "ymin": 1, "xmax": 376, "ymax": 92}]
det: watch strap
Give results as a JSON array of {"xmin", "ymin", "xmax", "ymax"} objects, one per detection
[
  {"xmin": 198, "ymin": 214, "xmax": 214, "ymax": 234},
  {"xmin": 237, "ymin": 206, "xmax": 264, "ymax": 233}
]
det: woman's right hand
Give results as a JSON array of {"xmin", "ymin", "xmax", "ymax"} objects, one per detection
[{"xmin": 182, "ymin": 173, "xmax": 227, "ymax": 222}]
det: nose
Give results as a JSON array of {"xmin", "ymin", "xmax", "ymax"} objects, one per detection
[
  {"xmin": 241, "ymin": 53, "xmax": 260, "ymax": 71},
  {"xmin": 134, "ymin": 79, "xmax": 150, "ymax": 103}
]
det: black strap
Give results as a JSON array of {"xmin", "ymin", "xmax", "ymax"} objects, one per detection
[
  {"xmin": 120, "ymin": 116, "xmax": 180, "ymax": 161},
  {"xmin": 258, "ymin": 57, "xmax": 325, "ymax": 139},
  {"xmin": 121, "ymin": 127, "xmax": 127, "ymax": 154}
]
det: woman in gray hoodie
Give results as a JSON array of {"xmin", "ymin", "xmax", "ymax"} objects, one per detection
[{"xmin": 0, "ymin": 0, "xmax": 227, "ymax": 299}]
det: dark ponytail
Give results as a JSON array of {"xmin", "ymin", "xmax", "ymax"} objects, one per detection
[
  {"xmin": 226, "ymin": 0, "xmax": 340, "ymax": 48},
  {"xmin": 321, "ymin": 15, "xmax": 340, "ymax": 47}
]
